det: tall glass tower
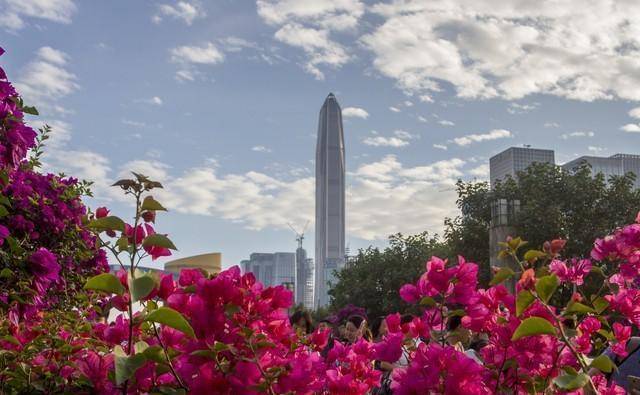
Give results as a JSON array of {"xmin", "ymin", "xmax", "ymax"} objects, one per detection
[{"xmin": 314, "ymin": 93, "xmax": 345, "ymax": 308}]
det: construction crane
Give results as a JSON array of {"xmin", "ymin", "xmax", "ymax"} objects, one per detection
[{"xmin": 287, "ymin": 220, "xmax": 310, "ymax": 249}]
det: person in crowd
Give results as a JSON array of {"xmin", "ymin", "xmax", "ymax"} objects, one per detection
[
  {"xmin": 371, "ymin": 316, "xmax": 394, "ymax": 395},
  {"xmin": 446, "ymin": 315, "xmax": 483, "ymax": 364},
  {"xmin": 289, "ymin": 310, "xmax": 313, "ymax": 335},
  {"xmin": 344, "ymin": 315, "xmax": 372, "ymax": 343}
]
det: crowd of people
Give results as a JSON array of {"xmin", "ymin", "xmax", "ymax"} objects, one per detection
[
  {"xmin": 289, "ymin": 310, "xmax": 488, "ymax": 394},
  {"xmin": 290, "ymin": 309, "xmax": 640, "ymax": 394}
]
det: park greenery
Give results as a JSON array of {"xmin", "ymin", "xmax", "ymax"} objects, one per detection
[{"xmin": 1, "ymin": 46, "xmax": 640, "ymax": 394}]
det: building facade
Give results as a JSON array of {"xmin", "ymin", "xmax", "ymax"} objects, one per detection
[
  {"xmin": 164, "ymin": 252, "xmax": 222, "ymax": 276},
  {"xmin": 241, "ymin": 252, "xmax": 295, "ymax": 289},
  {"xmin": 315, "ymin": 93, "xmax": 346, "ymax": 308},
  {"xmin": 562, "ymin": 154, "xmax": 640, "ymax": 189},
  {"xmin": 303, "ymin": 258, "xmax": 315, "ymax": 310},
  {"xmin": 489, "ymin": 147, "xmax": 555, "ymax": 188}
]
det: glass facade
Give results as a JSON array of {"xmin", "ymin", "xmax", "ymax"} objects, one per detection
[
  {"xmin": 562, "ymin": 154, "xmax": 640, "ymax": 189},
  {"xmin": 489, "ymin": 147, "xmax": 555, "ymax": 187},
  {"xmin": 241, "ymin": 252, "xmax": 295, "ymax": 288}
]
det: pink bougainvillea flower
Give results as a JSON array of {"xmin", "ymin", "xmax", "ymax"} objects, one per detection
[
  {"xmin": 0, "ymin": 224, "xmax": 9, "ymax": 245},
  {"xmin": 142, "ymin": 224, "xmax": 171, "ymax": 260},
  {"xmin": 611, "ymin": 322, "xmax": 631, "ymax": 357},
  {"xmin": 550, "ymin": 258, "xmax": 592, "ymax": 285},
  {"xmin": 95, "ymin": 207, "xmax": 109, "ymax": 218},
  {"xmin": 399, "ymin": 284, "xmax": 419, "ymax": 303},
  {"xmin": 29, "ymin": 248, "xmax": 60, "ymax": 287}
]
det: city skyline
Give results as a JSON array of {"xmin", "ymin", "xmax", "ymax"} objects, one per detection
[{"xmin": 2, "ymin": 1, "xmax": 640, "ymax": 269}]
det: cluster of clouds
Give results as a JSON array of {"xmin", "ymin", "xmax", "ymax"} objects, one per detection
[
  {"xmin": 255, "ymin": 0, "xmax": 640, "ymax": 104},
  {"xmin": 0, "ymin": 0, "xmax": 76, "ymax": 31},
  {"xmin": 621, "ymin": 107, "xmax": 640, "ymax": 133},
  {"xmin": 363, "ymin": 129, "xmax": 417, "ymax": 147}
]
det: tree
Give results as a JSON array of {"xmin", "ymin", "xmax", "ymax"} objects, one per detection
[
  {"xmin": 328, "ymin": 232, "xmax": 450, "ymax": 320},
  {"xmin": 445, "ymin": 162, "xmax": 640, "ymax": 285}
]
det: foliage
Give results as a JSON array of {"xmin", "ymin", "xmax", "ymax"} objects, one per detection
[
  {"xmin": 445, "ymin": 163, "xmax": 640, "ymax": 285},
  {"xmin": 328, "ymin": 232, "xmax": 450, "ymax": 319}
]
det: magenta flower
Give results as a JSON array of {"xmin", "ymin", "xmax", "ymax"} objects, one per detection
[
  {"xmin": 95, "ymin": 206, "xmax": 109, "ymax": 218},
  {"xmin": 550, "ymin": 258, "xmax": 592, "ymax": 285},
  {"xmin": 29, "ymin": 248, "xmax": 60, "ymax": 285},
  {"xmin": 611, "ymin": 322, "xmax": 631, "ymax": 357},
  {"xmin": 0, "ymin": 224, "xmax": 8, "ymax": 245}
]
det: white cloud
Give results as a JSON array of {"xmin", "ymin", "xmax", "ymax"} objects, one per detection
[
  {"xmin": 273, "ymin": 23, "xmax": 349, "ymax": 79},
  {"xmin": 417, "ymin": 115, "xmax": 428, "ymax": 123},
  {"xmin": 257, "ymin": 0, "xmax": 364, "ymax": 31},
  {"xmin": 468, "ymin": 164, "xmax": 489, "ymax": 178},
  {"xmin": 342, "ymin": 107, "xmax": 369, "ymax": 119},
  {"xmin": 452, "ymin": 129, "xmax": 512, "ymax": 146},
  {"xmin": 507, "ymin": 102, "xmax": 539, "ymax": 114},
  {"xmin": 560, "ymin": 131, "xmax": 594, "ymax": 139},
  {"xmin": 218, "ymin": 36, "xmax": 259, "ymax": 52},
  {"xmin": 389, "ymin": 106, "xmax": 401, "ymax": 113},
  {"xmin": 363, "ymin": 129, "xmax": 416, "ymax": 147},
  {"xmin": 433, "ymin": 144, "xmax": 447, "ymax": 150},
  {"xmin": 419, "ymin": 95, "xmax": 434, "ymax": 103},
  {"xmin": 15, "ymin": 47, "xmax": 79, "ymax": 114},
  {"xmin": 363, "ymin": 136, "xmax": 408, "ymax": 147},
  {"xmin": 252, "ymin": 145, "xmax": 272, "ymax": 153},
  {"xmin": 170, "ymin": 42, "xmax": 225, "ymax": 81},
  {"xmin": 122, "ymin": 119, "xmax": 147, "ymax": 128},
  {"xmin": 153, "ymin": 1, "xmax": 205, "ymax": 25},
  {"xmin": 137, "ymin": 96, "xmax": 163, "ymax": 106},
  {"xmin": 171, "ymin": 43, "xmax": 224, "ymax": 65},
  {"xmin": 1, "ymin": 0, "xmax": 76, "ymax": 31},
  {"xmin": 629, "ymin": 107, "xmax": 640, "ymax": 119},
  {"xmin": 438, "ymin": 120, "xmax": 455, "ymax": 126},
  {"xmin": 621, "ymin": 123, "xmax": 640, "ymax": 133},
  {"xmin": 257, "ymin": 0, "xmax": 364, "ymax": 78},
  {"xmin": 362, "ymin": 1, "xmax": 640, "ymax": 101},
  {"xmin": 588, "ymin": 146, "xmax": 605, "ymax": 153},
  {"xmin": 404, "ymin": 100, "xmax": 413, "ymax": 107},
  {"xmin": 544, "ymin": 122, "xmax": 560, "ymax": 128}
]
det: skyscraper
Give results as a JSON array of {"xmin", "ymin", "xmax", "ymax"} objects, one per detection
[
  {"xmin": 489, "ymin": 147, "xmax": 555, "ymax": 188},
  {"xmin": 315, "ymin": 93, "xmax": 346, "ymax": 308},
  {"xmin": 241, "ymin": 252, "xmax": 295, "ymax": 288}
]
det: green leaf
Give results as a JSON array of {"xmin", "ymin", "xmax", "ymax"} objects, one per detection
[
  {"xmin": 511, "ymin": 317, "xmax": 556, "ymax": 341},
  {"xmin": 592, "ymin": 297, "xmax": 609, "ymax": 314},
  {"xmin": 590, "ymin": 354, "xmax": 616, "ymax": 373},
  {"xmin": 565, "ymin": 302, "xmax": 595, "ymax": 314},
  {"xmin": 84, "ymin": 273, "xmax": 124, "ymax": 295},
  {"xmin": 524, "ymin": 250, "xmax": 546, "ymax": 263},
  {"xmin": 88, "ymin": 216, "xmax": 125, "ymax": 232},
  {"xmin": 419, "ymin": 296, "xmax": 436, "ymax": 307},
  {"xmin": 0, "ymin": 268, "xmax": 13, "ymax": 279},
  {"xmin": 6, "ymin": 236, "xmax": 23, "ymax": 255},
  {"xmin": 146, "ymin": 307, "xmax": 195, "ymax": 338},
  {"xmin": 0, "ymin": 205, "xmax": 8, "ymax": 217},
  {"xmin": 142, "ymin": 234, "xmax": 177, "ymax": 250},
  {"xmin": 114, "ymin": 346, "xmax": 147, "ymax": 385},
  {"xmin": 490, "ymin": 267, "xmax": 515, "ymax": 286},
  {"xmin": 535, "ymin": 274, "xmax": 559, "ymax": 304},
  {"xmin": 553, "ymin": 373, "xmax": 590, "ymax": 390},
  {"xmin": 21, "ymin": 105, "xmax": 39, "ymax": 115},
  {"xmin": 129, "ymin": 275, "xmax": 156, "ymax": 301},
  {"xmin": 141, "ymin": 196, "xmax": 166, "ymax": 211},
  {"xmin": 142, "ymin": 345, "xmax": 166, "ymax": 363},
  {"xmin": 516, "ymin": 290, "xmax": 535, "ymax": 316},
  {"xmin": 190, "ymin": 350, "xmax": 217, "ymax": 359},
  {"xmin": 116, "ymin": 236, "xmax": 129, "ymax": 252}
]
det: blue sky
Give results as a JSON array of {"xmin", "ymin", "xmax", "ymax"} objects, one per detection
[{"xmin": 1, "ymin": 0, "xmax": 640, "ymax": 269}]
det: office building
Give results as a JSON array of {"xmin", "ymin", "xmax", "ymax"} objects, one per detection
[
  {"xmin": 315, "ymin": 93, "xmax": 346, "ymax": 308},
  {"xmin": 562, "ymin": 154, "xmax": 640, "ymax": 189},
  {"xmin": 164, "ymin": 252, "xmax": 222, "ymax": 276},
  {"xmin": 489, "ymin": 147, "xmax": 555, "ymax": 187},
  {"xmin": 241, "ymin": 252, "xmax": 295, "ymax": 289}
]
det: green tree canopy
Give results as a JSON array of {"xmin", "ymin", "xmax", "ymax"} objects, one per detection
[{"xmin": 328, "ymin": 232, "xmax": 450, "ymax": 319}]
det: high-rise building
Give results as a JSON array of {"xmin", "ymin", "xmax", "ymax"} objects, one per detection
[
  {"xmin": 489, "ymin": 147, "xmax": 555, "ymax": 188},
  {"xmin": 315, "ymin": 93, "xmax": 346, "ymax": 308},
  {"xmin": 562, "ymin": 154, "xmax": 640, "ymax": 189},
  {"xmin": 303, "ymin": 258, "xmax": 315, "ymax": 310},
  {"xmin": 295, "ymin": 246, "xmax": 308, "ymax": 306},
  {"xmin": 241, "ymin": 252, "xmax": 295, "ymax": 288}
]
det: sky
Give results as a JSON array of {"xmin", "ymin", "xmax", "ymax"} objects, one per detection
[{"xmin": 1, "ymin": 0, "xmax": 640, "ymax": 270}]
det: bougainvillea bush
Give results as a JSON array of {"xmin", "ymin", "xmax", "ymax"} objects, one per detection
[{"xmin": 2, "ymin": 47, "xmax": 640, "ymax": 394}]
